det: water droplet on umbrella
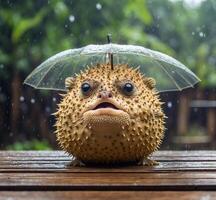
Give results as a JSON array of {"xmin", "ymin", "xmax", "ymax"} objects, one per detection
[
  {"xmin": 53, "ymin": 97, "xmax": 56, "ymax": 102},
  {"xmin": 30, "ymin": 98, "xmax": 35, "ymax": 104},
  {"xmin": 167, "ymin": 101, "xmax": 172, "ymax": 108},
  {"xmin": 96, "ymin": 3, "xmax": 102, "ymax": 10},
  {"xmin": 69, "ymin": 15, "xmax": 75, "ymax": 22},
  {"xmin": 199, "ymin": 32, "xmax": 205, "ymax": 37}
]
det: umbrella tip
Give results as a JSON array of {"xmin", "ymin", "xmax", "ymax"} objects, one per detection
[
  {"xmin": 106, "ymin": 34, "xmax": 113, "ymax": 70},
  {"xmin": 107, "ymin": 34, "xmax": 112, "ymax": 43}
]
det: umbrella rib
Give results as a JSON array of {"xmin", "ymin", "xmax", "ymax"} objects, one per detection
[
  {"xmin": 175, "ymin": 69, "xmax": 194, "ymax": 88},
  {"xmin": 150, "ymin": 59, "xmax": 182, "ymax": 91},
  {"xmin": 53, "ymin": 62, "xmax": 68, "ymax": 90},
  {"xmin": 36, "ymin": 60, "xmax": 58, "ymax": 88}
]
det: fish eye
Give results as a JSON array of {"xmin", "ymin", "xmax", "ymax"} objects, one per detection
[
  {"xmin": 81, "ymin": 79, "xmax": 100, "ymax": 97},
  {"xmin": 81, "ymin": 82, "xmax": 92, "ymax": 95},
  {"xmin": 122, "ymin": 82, "xmax": 134, "ymax": 96}
]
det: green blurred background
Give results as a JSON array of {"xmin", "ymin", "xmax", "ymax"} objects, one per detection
[{"xmin": 0, "ymin": 0, "xmax": 215, "ymax": 150}]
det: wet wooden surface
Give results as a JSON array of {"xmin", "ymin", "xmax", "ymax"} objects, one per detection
[{"xmin": 0, "ymin": 151, "xmax": 216, "ymax": 199}]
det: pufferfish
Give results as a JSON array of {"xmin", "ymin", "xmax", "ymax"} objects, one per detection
[{"xmin": 54, "ymin": 63, "xmax": 165, "ymax": 166}]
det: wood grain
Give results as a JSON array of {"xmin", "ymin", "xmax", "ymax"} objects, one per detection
[
  {"xmin": 0, "ymin": 151, "xmax": 216, "ymax": 199},
  {"xmin": 1, "ymin": 171, "xmax": 216, "ymax": 191},
  {"xmin": 1, "ymin": 161, "xmax": 216, "ymax": 173},
  {"xmin": 1, "ymin": 150, "xmax": 216, "ymax": 157},
  {"xmin": 0, "ymin": 191, "xmax": 215, "ymax": 200}
]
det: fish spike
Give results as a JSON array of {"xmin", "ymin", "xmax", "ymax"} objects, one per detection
[
  {"xmin": 154, "ymin": 111, "xmax": 164, "ymax": 118},
  {"xmin": 141, "ymin": 73, "xmax": 146, "ymax": 78},
  {"xmin": 65, "ymin": 77, "xmax": 75, "ymax": 90},
  {"xmin": 134, "ymin": 65, "xmax": 140, "ymax": 72},
  {"xmin": 59, "ymin": 93, "xmax": 67, "ymax": 97},
  {"xmin": 51, "ymin": 111, "xmax": 59, "ymax": 116},
  {"xmin": 85, "ymin": 65, "xmax": 90, "ymax": 71},
  {"xmin": 144, "ymin": 77, "xmax": 156, "ymax": 89},
  {"xmin": 127, "ymin": 65, "xmax": 134, "ymax": 71}
]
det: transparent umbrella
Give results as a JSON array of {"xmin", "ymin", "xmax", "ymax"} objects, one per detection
[{"xmin": 24, "ymin": 39, "xmax": 200, "ymax": 92}]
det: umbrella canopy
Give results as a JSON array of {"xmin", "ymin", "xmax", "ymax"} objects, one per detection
[{"xmin": 24, "ymin": 43, "xmax": 200, "ymax": 92}]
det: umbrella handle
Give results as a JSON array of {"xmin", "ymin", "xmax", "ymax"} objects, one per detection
[{"xmin": 107, "ymin": 34, "xmax": 114, "ymax": 70}]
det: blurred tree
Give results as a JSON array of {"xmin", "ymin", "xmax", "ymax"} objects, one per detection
[{"xmin": 0, "ymin": 0, "xmax": 215, "ymax": 149}]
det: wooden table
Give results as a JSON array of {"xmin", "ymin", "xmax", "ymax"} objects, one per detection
[{"xmin": 0, "ymin": 151, "xmax": 216, "ymax": 199}]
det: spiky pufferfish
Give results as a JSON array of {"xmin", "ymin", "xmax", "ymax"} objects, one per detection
[{"xmin": 54, "ymin": 63, "xmax": 165, "ymax": 166}]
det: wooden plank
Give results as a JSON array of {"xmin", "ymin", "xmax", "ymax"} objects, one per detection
[
  {"xmin": 0, "ymin": 161, "xmax": 216, "ymax": 172},
  {"xmin": 0, "ymin": 151, "xmax": 216, "ymax": 173},
  {"xmin": 0, "ymin": 151, "xmax": 216, "ymax": 192},
  {"xmin": 0, "ymin": 172, "xmax": 216, "ymax": 190},
  {"xmin": 0, "ymin": 191, "xmax": 215, "ymax": 200},
  {"xmin": 1, "ymin": 150, "xmax": 216, "ymax": 157},
  {"xmin": 2, "ymin": 155, "xmax": 216, "ymax": 161}
]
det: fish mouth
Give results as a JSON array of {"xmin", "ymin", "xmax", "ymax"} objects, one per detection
[
  {"xmin": 84, "ymin": 99, "xmax": 127, "ymax": 116},
  {"xmin": 93, "ymin": 102, "xmax": 119, "ymax": 110},
  {"xmin": 83, "ymin": 99, "xmax": 130, "ymax": 128}
]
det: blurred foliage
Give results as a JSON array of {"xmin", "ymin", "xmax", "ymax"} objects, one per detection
[
  {"xmin": 0, "ymin": 0, "xmax": 215, "ymax": 150},
  {"xmin": 6, "ymin": 139, "xmax": 52, "ymax": 150},
  {"xmin": 0, "ymin": 0, "xmax": 215, "ymax": 86}
]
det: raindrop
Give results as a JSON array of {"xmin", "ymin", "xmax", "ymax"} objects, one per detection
[
  {"xmin": 0, "ymin": 64, "xmax": 4, "ymax": 69},
  {"xmin": 19, "ymin": 96, "xmax": 25, "ymax": 102},
  {"xmin": 30, "ymin": 98, "xmax": 35, "ymax": 104},
  {"xmin": 199, "ymin": 32, "xmax": 205, "ymax": 37},
  {"xmin": 192, "ymin": 32, "xmax": 195, "ymax": 35},
  {"xmin": 96, "ymin": 3, "xmax": 102, "ymax": 10},
  {"xmin": 53, "ymin": 97, "xmax": 57, "ymax": 102},
  {"xmin": 45, "ymin": 107, "xmax": 51, "ymax": 113},
  {"xmin": 65, "ymin": 24, "xmax": 68, "ymax": 28},
  {"xmin": 167, "ymin": 101, "xmax": 172, "ymax": 108},
  {"xmin": 69, "ymin": 15, "xmax": 75, "ymax": 22}
]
